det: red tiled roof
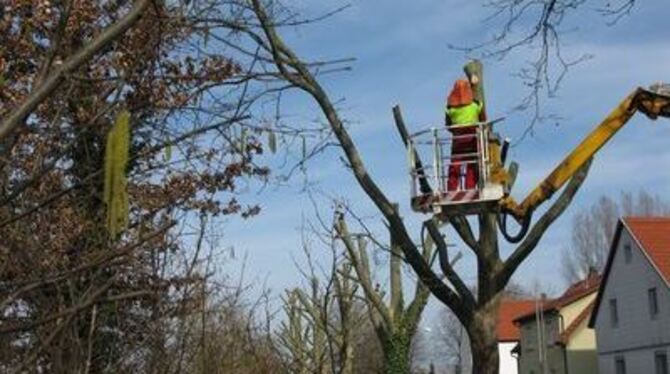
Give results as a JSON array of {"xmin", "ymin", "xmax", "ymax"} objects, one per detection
[
  {"xmin": 552, "ymin": 271, "xmax": 601, "ymax": 307},
  {"xmin": 588, "ymin": 217, "xmax": 670, "ymax": 328},
  {"xmin": 623, "ymin": 217, "xmax": 670, "ymax": 284},
  {"xmin": 514, "ymin": 273, "xmax": 600, "ymax": 323},
  {"xmin": 497, "ymin": 299, "xmax": 537, "ymax": 342}
]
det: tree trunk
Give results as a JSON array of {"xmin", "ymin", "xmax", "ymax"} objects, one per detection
[
  {"xmin": 341, "ymin": 343, "xmax": 354, "ymax": 374},
  {"xmin": 468, "ymin": 310, "xmax": 500, "ymax": 374},
  {"xmin": 383, "ymin": 333, "xmax": 411, "ymax": 374}
]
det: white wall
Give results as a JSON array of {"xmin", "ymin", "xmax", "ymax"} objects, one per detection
[
  {"xmin": 499, "ymin": 342, "xmax": 518, "ymax": 374},
  {"xmin": 594, "ymin": 228, "xmax": 670, "ymax": 373}
]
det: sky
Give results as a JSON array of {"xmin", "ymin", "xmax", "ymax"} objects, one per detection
[{"xmin": 218, "ymin": 0, "xmax": 670, "ymax": 327}]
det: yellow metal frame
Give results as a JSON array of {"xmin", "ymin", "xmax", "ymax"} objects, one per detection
[{"xmin": 499, "ymin": 87, "xmax": 670, "ymax": 220}]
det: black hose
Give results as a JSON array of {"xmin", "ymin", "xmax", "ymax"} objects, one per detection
[
  {"xmin": 497, "ymin": 212, "xmax": 532, "ymax": 243},
  {"xmin": 501, "ymin": 138, "xmax": 510, "ymax": 165}
]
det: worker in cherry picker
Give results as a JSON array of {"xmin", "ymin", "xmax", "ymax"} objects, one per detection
[{"xmin": 445, "ymin": 74, "xmax": 484, "ymax": 191}]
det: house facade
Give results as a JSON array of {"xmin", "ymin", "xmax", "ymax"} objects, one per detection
[
  {"xmin": 588, "ymin": 217, "xmax": 670, "ymax": 374},
  {"xmin": 497, "ymin": 300, "xmax": 538, "ymax": 374},
  {"xmin": 513, "ymin": 272, "xmax": 600, "ymax": 374}
]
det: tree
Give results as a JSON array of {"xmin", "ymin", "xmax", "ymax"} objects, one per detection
[
  {"xmin": 279, "ymin": 208, "xmax": 435, "ymax": 373},
  {"xmin": 561, "ymin": 190, "xmax": 670, "ymax": 283},
  {"xmin": 433, "ymin": 282, "xmax": 532, "ymax": 374},
  {"xmin": 455, "ymin": 0, "xmax": 642, "ymax": 138},
  {"xmin": 334, "ymin": 210, "xmax": 435, "ymax": 374},
  {"xmin": 149, "ymin": 258, "xmax": 284, "ymax": 374},
  {"xmin": 226, "ymin": 2, "xmax": 593, "ymax": 372},
  {"xmin": 0, "ymin": 0, "xmax": 151, "ymax": 144},
  {"xmin": 0, "ymin": 1, "xmax": 317, "ymax": 371},
  {"xmin": 278, "ymin": 261, "xmax": 361, "ymax": 374},
  {"xmin": 439, "ymin": 310, "xmax": 471, "ymax": 374}
]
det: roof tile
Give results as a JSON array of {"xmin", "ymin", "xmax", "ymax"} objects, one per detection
[
  {"xmin": 514, "ymin": 273, "xmax": 600, "ymax": 323},
  {"xmin": 497, "ymin": 299, "xmax": 537, "ymax": 342},
  {"xmin": 588, "ymin": 217, "xmax": 670, "ymax": 328},
  {"xmin": 624, "ymin": 217, "xmax": 670, "ymax": 284}
]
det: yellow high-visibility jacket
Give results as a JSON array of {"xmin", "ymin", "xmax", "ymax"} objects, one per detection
[{"xmin": 447, "ymin": 101, "xmax": 482, "ymax": 127}]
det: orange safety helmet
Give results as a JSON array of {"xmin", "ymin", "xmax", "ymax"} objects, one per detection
[{"xmin": 447, "ymin": 79, "xmax": 474, "ymax": 107}]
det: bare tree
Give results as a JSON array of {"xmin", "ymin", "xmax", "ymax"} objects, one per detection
[
  {"xmin": 334, "ymin": 209, "xmax": 435, "ymax": 374},
  {"xmin": 455, "ymin": 0, "xmax": 640, "ymax": 140},
  {"xmin": 439, "ymin": 311, "xmax": 471, "ymax": 374},
  {"xmin": 561, "ymin": 190, "xmax": 670, "ymax": 283},
  {"xmin": 232, "ymin": 2, "xmax": 591, "ymax": 373},
  {"xmin": 279, "ymin": 205, "xmax": 434, "ymax": 373},
  {"xmin": 277, "ymin": 261, "xmax": 361, "ymax": 374},
  {"xmin": 433, "ymin": 282, "xmax": 532, "ymax": 374}
]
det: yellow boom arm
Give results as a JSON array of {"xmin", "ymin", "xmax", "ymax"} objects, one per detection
[{"xmin": 501, "ymin": 85, "xmax": 670, "ymax": 221}]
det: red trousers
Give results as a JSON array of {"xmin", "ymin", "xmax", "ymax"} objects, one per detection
[{"xmin": 447, "ymin": 127, "xmax": 479, "ymax": 191}]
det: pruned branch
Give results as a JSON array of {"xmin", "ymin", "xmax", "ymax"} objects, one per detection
[
  {"xmin": 335, "ymin": 216, "xmax": 392, "ymax": 329},
  {"xmin": 392, "ymin": 105, "xmax": 431, "ymax": 194}
]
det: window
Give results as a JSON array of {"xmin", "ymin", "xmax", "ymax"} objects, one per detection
[
  {"xmin": 624, "ymin": 243, "xmax": 632, "ymax": 263},
  {"xmin": 609, "ymin": 298, "xmax": 619, "ymax": 328},
  {"xmin": 657, "ymin": 352, "xmax": 669, "ymax": 374},
  {"xmin": 615, "ymin": 356, "xmax": 627, "ymax": 374},
  {"xmin": 649, "ymin": 288, "xmax": 659, "ymax": 318}
]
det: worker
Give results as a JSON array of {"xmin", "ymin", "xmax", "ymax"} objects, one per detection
[{"xmin": 445, "ymin": 77, "xmax": 483, "ymax": 191}]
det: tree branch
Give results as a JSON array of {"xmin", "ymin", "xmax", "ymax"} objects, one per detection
[
  {"xmin": 404, "ymin": 233, "xmax": 433, "ymax": 333},
  {"xmin": 424, "ymin": 219, "xmax": 476, "ymax": 310},
  {"xmin": 499, "ymin": 159, "xmax": 592, "ymax": 286},
  {"xmin": 251, "ymin": 0, "xmax": 468, "ymax": 321},
  {"xmin": 392, "ymin": 105, "xmax": 431, "ymax": 194},
  {"xmin": 334, "ymin": 216, "xmax": 392, "ymax": 329},
  {"xmin": 0, "ymin": 0, "xmax": 152, "ymax": 142},
  {"xmin": 389, "ymin": 205, "xmax": 404, "ymax": 321},
  {"xmin": 448, "ymin": 215, "xmax": 479, "ymax": 252}
]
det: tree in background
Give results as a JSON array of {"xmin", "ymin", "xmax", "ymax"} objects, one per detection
[
  {"xmin": 278, "ymin": 258, "xmax": 362, "ymax": 374},
  {"xmin": 279, "ymin": 209, "xmax": 436, "ymax": 374},
  {"xmin": 335, "ymin": 210, "xmax": 435, "ymax": 374},
  {"xmin": 0, "ymin": 1, "xmax": 320, "ymax": 371},
  {"xmin": 439, "ymin": 311, "xmax": 471, "ymax": 374},
  {"xmin": 561, "ymin": 190, "xmax": 670, "ymax": 283}
]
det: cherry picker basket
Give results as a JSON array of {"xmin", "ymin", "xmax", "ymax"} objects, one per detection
[{"xmin": 408, "ymin": 121, "xmax": 505, "ymax": 217}]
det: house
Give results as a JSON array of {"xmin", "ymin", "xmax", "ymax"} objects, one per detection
[
  {"xmin": 588, "ymin": 217, "xmax": 670, "ymax": 374},
  {"xmin": 513, "ymin": 272, "xmax": 600, "ymax": 374},
  {"xmin": 497, "ymin": 299, "xmax": 538, "ymax": 374}
]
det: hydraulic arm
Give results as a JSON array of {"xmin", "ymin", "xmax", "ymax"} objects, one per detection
[
  {"xmin": 405, "ymin": 62, "xmax": 669, "ymax": 242},
  {"xmin": 498, "ymin": 84, "xmax": 670, "ymax": 236}
]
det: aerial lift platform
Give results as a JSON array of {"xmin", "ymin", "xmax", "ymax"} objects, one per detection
[
  {"xmin": 408, "ymin": 119, "xmax": 507, "ymax": 216},
  {"xmin": 407, "ymin": 73, "xmax": 670, "ymax": 241}
]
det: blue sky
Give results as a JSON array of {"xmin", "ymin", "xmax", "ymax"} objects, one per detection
[{"xmin": 221, "ymin": 0, "xmax": 670, "ymax": 315}]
